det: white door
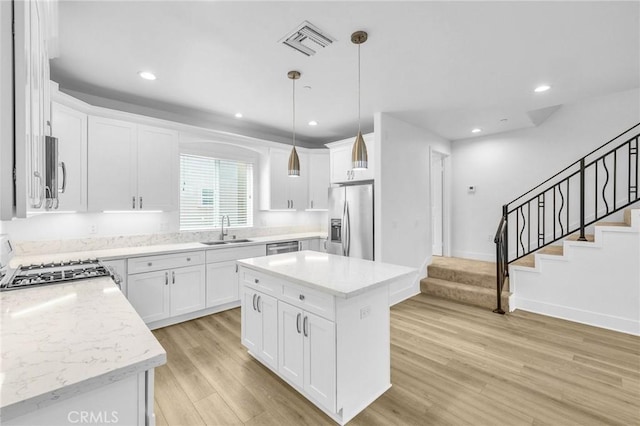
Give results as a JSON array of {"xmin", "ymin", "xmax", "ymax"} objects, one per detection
[
  {"xmin": 51, "ymin": 103, "xmax": 87, "ymax": 212},
  {"xmin": 278, "ymin": 302, "xmax": 304, "ymax": 388},
  {"xmin": 241, "ymin": 287, "xmax": 261, "ymax": 353},
  {"xmin": 127, "ymin": 270, "xmax": 171, "ymax": 323},
  {"xmin": 431, "ymin": 152, "xmax": 445, "ymax": 256},
  {"xmin": 170, "ymin": 265, "xmax": 206, "ymax": 317},
  {"xmin": 206, "ymin": 261, "xmax": 239, "ymax": 307},
  {"xmin": 137, "ymin": 125, "xmax": 178, "ymax": 211},
  {"xmin": 88, "ymin": 116, "xmax": 137, "ymax": 211},
  {"xmin": 303, "ymin": 311, "xmax": 336, "ymax": 413},
  {"xmin": 258, "ymin": 293, "xmax": 278, "ymax": 370}
]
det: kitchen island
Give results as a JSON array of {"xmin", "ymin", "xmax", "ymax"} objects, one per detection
[
  {"xmin": 237, "ymin": 250, "xmax": 416, "ymax": 425},
  {"xmin": 0, "ymin": 277, "xmax": 166, "ymax": 425}
]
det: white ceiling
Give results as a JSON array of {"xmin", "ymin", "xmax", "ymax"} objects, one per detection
[{"xmin": 51, "ymin": 1, "xmax": 640, "ymax": 147}]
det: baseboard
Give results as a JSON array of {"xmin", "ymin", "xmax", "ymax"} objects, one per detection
[
  {"xmin": 147, "ymin": 300, "xmax": 241, "ymax": 330},
  {"xmin": 512, "ymin": 297, "xmax": 639, "ymax": 336}
]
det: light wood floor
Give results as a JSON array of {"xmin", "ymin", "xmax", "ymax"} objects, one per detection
[{"xmin": 152, "ymin": 295, "xmax": 640, "ymax": 425}]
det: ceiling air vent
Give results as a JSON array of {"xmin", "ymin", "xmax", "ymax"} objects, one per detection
[{"xmin": 280, "ymin": 21, "xmax": 335, "ymax": 56}]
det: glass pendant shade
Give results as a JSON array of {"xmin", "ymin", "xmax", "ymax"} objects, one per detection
[
  {"xmin": 352, "ymin": 131, "xmax": 368, "ymax": 170},
  {"xmin": 288, "ymin": 146, "xmax": 300, "ymax": 177}
]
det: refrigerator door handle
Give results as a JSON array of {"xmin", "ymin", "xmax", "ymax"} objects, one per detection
[
  {"xmin": 341, "ymin": 202, "xmax": 347, "ymax": 256},
  {"xmin": 344, "ymin": 201, "xmax": 351, "ymax": 256}
]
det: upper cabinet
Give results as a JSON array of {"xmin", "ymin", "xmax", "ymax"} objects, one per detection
[
  {"xmin": 306, "ymin": 151, "xmax": 329, "ymax": 210},
  {"xmin": 260, "ymin": 148, "xmax": 308, "ymax": 210},
  {"xmin": 13, "ymin": 0, "xmax": 57, "ymax": 217},
  {"xmin": 51, "ymin": 102, "xmax": 87, "ymax": 212},
  {"xmin": 88, "ymin": 116, "xmax": 178, "ymax": 212},
  {"xmin": 325, "ymin": 133, "xmax": 375, "ymax": 184}
]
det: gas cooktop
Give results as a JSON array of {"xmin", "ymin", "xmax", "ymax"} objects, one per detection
[{"xmin": 0, "ymin": 259, "xmax": 114, "ymax": 291}]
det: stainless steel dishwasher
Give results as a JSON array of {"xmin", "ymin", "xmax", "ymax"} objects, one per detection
[{"xmin": 266, "ymin": 240, "xmax": 300, "ymax": 256}]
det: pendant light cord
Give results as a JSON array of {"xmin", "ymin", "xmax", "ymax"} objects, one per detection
[
  {"xmin": 358, "ymin": 42, "xmax": 361, "ymax": 132},
  {"xmin": 292, "ymin": 77, "xmax": 296, "ymax": 149}
]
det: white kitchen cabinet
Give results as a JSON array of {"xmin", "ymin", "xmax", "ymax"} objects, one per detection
[
  {"xmin": 206, "ymin": 260, "xmax": 238, "ymax": 307},
  {"xmin": 241, "ymin": 287, "xmax": 278, "ymax": 370},
  {"xmin": 13, "ymin": 0, "xmax": 56, "ymax": 217},
  {"xmin": 278, "ymin": 301, "xmax": 336, "ymax": 412},
  {"xmin": 127, "ymin": 252, "xmax": 206, "ymax": 324},
  {"xmin": 326, "ymin": 133, "xmax": 375, "ymax": 184},
  {"xmin": 127, "ymin": 270, "xmax": 171, "ymax": 323},
  {"xmin": 260, "ymin": 148, "xmax": 308, "ymax": 210},
  {"xmin": 307, "ymin": 152, "xmax": 329, "ymax": 210},
  {"xmin": 88, "ymin": 117, "xmax": 178, "ymax": 211},
  {"xmin": 50, "ymin": 102, "xmax": 87, "ymax": 212},
  {"xmin": 300, "ymin": 238, "xmax": 327, "ymax": 253}
]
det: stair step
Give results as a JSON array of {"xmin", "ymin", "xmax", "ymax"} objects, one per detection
[
  {"xmin": 624, "ymin": 209, "xmax": 631, "ymax": 226},
  {"xmin": 595, "ymin": 221, "xmax": 630, "ymax": 227},
  {"xmin": 428, "ymin": 256, "xmax": 496, "ymax": 289},
  {"xmin": 420, "ymin": 277, "xmax": 509, "ymax": 311}
]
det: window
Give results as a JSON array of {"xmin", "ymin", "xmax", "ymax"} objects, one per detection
[{"xmin": 180, "ymin": 154, "xmax": 253, "ymax": 230}]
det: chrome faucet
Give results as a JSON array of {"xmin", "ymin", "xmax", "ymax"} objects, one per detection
[{"xmin": 220, "ymin": 215, "xmax": 230, "ymax": 240}]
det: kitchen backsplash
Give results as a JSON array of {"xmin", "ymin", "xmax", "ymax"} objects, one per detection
[{"xmin": 12, "ymin": 225, "xmax": 323, "ymax": 256}]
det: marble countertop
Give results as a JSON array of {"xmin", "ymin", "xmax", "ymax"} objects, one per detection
[
  {"xmin": 238, "ymin": 250, "xmax": 417, "ymax": 298},
  {"xmin": 9, "ymin": 232, "xmax": 326, "ymax": 268},
  {"xmin": 0, "ymin": 277, "xmax": 167, "ymax": 421}
]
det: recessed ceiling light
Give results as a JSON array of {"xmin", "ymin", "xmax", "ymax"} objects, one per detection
[
  {"xmin": 138, "ymin": 71, "xmax": 156, "ymax": 81},
  {"xmin": 308, "ymin": 120, "xmax": 318, "ymax": 126},
  {"xmin": 235, "ymin": 113, "xmax": 243, "ymax": 118},
  {"xmin": 534, "ymin": 84, "xmax": 551, "ymax": 93},
  {"xmin": 471, "ymin": 128, "xmax": 482, "ymax": 133}
]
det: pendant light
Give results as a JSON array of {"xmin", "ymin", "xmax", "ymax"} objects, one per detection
[
  {"xmin": 288, "ymin": 70, "xmax": 301, "ymax": 177},
  {"xmin": 351, "ymin": 30, "xmax": 368, "ymax": 170}
]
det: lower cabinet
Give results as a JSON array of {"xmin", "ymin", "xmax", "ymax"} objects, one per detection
[
  {"xmin": 241, "ymin": 287, "xmax": 278, "ymax": 370},
  {"xmin": 278, "ymin": 301, "xmax": 336, "ymax": 413},
  {"xmin": 206, "ymin": 261, "xmax": 238, "ymax": 307},
  {"xmin": 128, "ymin": 265, "xmax": 205, "ymax": 323}
]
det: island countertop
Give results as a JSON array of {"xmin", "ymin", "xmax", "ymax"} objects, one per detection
[
  {"xmin": 0, "ymin": 277, "xmax": 166, "ymax": 422},
  {"xmin": 237, "ymin": 250, "xmax": 417, "ymax": 298}
]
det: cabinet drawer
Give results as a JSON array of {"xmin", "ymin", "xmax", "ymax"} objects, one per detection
[
  {"xmin": 282, "ymin": 282, "xmax": 335, "ymax": 321},
  {"xmin": 128, "ymin": 251, "xmax": 205, "ymax": 274},
  {"xmin": 206, "ymin": 244, "xmax": 266, "ymax": 263},
  {"xmin": 239, "ymin": 267, "xmax": 282, "ymax": 297}
]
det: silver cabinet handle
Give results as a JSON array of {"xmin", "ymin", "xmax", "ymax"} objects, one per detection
[
  {"xmin": 186, "ymin": 257, "xmax": 191, "ymax": 261},
  {"xmin": 59, "ymin": 161, "xmax": 67, "ymax": 194},
  {"xmin": 298, "ymin": 241, "xmax": 302, "ymax": 251},
  {"xmin": 252, "ymin": 294, "xmax": 257, "ymax": 310},
  {"xmin": 291, "ymin": 200, "xmax": 294, "ymax": 209},
  {"xmin": 172, "ymin": 271, "xmax": 175, "ymax": 284},
  {"xmin": 165, "ymin": 272, "xmax": 168, "ymax": 285},
  {"xmin": 311, "ymin": 200, "xmax": 314, "ymax": 209},
  {"xmin": 147, "ymin": 262, "xmax": 152, "ymax": 266},
  {"xmin": 296, "ymin": 313, "xmax": 302, "ymax": 334},
  {"xmin": 139, "ymin": 196, "xmax": 143, "ymax": 209},
  {"xmin": 256, "ymin": 296, "xmax": 261, "ymax": 313},
  {"xmin": 254, "ymin": 278, "xmax": 259, "ymax": 284},
  {"xmin": 235, "ymin": 264, "xmax": 238, "ymax": 273},
  {"xmin": 323, "ymin": 239, "xmax": 328, "ymax": 250},
  {"xmin": 303, "ymin": 316, "xmax": 308, "ymax": 337},
  {"xmin": 299, "ymin": 294, "xmax": 305, "ymax": 301},
  {"xmin": 32, "ymin": 171, "xmax": 44, "ymax": 208},
  {"xmin": 132, "ymin": 196, "xmax": 136, "ymax": 209}
]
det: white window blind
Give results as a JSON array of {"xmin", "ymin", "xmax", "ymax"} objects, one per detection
[{"xmin": 180, "ymin": 154, "xmax": 253, "ymax": 230}]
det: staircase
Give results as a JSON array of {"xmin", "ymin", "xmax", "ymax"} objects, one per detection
[{"xmin": 420, "ymin": 257, "xmax": 509, "ymax": 310}]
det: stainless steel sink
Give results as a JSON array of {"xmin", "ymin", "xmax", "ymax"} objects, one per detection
[{"xmin": 201, "ymin": 239, "xmax": 252, "ymax": 246}]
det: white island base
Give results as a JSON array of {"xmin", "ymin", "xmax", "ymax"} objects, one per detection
[{"xmin": 237, "ymin": 251, "xmax": 416, "ymax": 425}]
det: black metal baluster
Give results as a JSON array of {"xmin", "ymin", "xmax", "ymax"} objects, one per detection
[
  {"xmin": 503, "ymin": 204, "xmax": 509, "ymax": 268},
  {"xmin": 553, "ymin": 186, "xmax": 557, "ymax": 240},
  {"xmin": 614, "ymin": 150, "xmax": 617, "ymax": 210},
  {"xmin": 566, "ymin": 179, "xmax": 570, "ymax": 238},
  {"xmin": 595, "ymin": 160, "xmax": 599, "ymax": 220},
  {"xmin": 558, "ymin": 181, "xmax": 565, "ymax": 236},
  {"xmin": 578, "ymin": 159, "xmax": 587, "ymax": 241},
  {"xmin": 527, "ymin": 201, "xmax": 531, "ymax": 252},
  {"xmin": 602, "ymin": 157, "xmax": 610, "ymax": 216}
]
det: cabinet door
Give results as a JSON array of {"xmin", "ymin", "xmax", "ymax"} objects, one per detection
[
  {"xmin": 258, "ymin": 293, "xmax": 278, "ymax": 370},
  {"xmin": 304, "ymin": 311, "xmax": 336, "ymax": 413},
  {"xmin": 268, "ymin": 149, "xmax": 292, "ymax": 209},
  {"xmin": 278, "ymin": 302, "xmax": 304, "ymax": 388},
  {"xmin": 88, "ymin": 116, "xmax": 137, "ymax": 211},
  {"xmin": 307, "ymin": 153, "xmax": 329, "ymax": 209},
  {"xmin": 329, "ymin": 144, "xmax": 352, "ymax": 184},
  {"xmin": 241, "ymin": 287, "xmax": 261, "ymax": 353},
  {"xmin": 170, "ymin": 265, "xmax": 206, "ymax": 317},
  {"xmin": 128, "ymin": 270, "xmax": 171, "ymax": 323},
  {"xmin": 137, "ymin": 125, "xmax": 178, "ymax": 211},
  {"xmin": 206, "ymin": 261, "xmax": 238, "ymax": 307},
  {"xmin": 51, "ymin": 103, "xmax": 87, "ymax": 212}
]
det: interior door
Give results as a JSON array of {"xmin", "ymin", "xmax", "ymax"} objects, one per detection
[{"xmin": 345, "ymin": 183, "xmax": 374, "ymax": 260}]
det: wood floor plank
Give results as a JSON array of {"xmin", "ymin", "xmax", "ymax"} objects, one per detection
[{"xmin": 153, "ymin": 294, "xmax": 640, "ymax": 425}]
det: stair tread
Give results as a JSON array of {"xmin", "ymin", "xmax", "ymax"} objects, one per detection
[
  {"xmin": 420, "ymin": 277, "xmax": 509, "ymax": 310},
  {"xmin": 421, "ymin": 276, "xmax": 510, "ymax": 295},
  {"xmin": 430, "ymin": 256, "xmax": 496, "ymax": 277},
  {"xmin": 595, "ymin": 221, "xmax": 630, "ymax": 227}
]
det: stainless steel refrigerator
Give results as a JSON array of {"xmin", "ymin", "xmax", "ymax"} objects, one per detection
[{"xmin": 327, "ymin": 183, "xmax": 374, "ymax": 260}]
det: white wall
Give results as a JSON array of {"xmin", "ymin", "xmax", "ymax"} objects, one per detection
[
  {"xmin": 374, "ymin": 113, "xmax": 451, "ymax": 303},
  {"xmin": 451, "ymin": 88, "xmax": 640, "ymax": 261}
]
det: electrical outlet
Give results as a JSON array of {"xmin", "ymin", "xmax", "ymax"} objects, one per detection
[
  {"xmin": 360, "ymin": 305, "xmax": 371, "ymax": 319},
  {"xmin": 488, "ymin": 233, "xmax": 494, "ymax": 243},
  {"xmin": 89, "ymin": 225, "xmax": 98, "ymax": 234}
]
